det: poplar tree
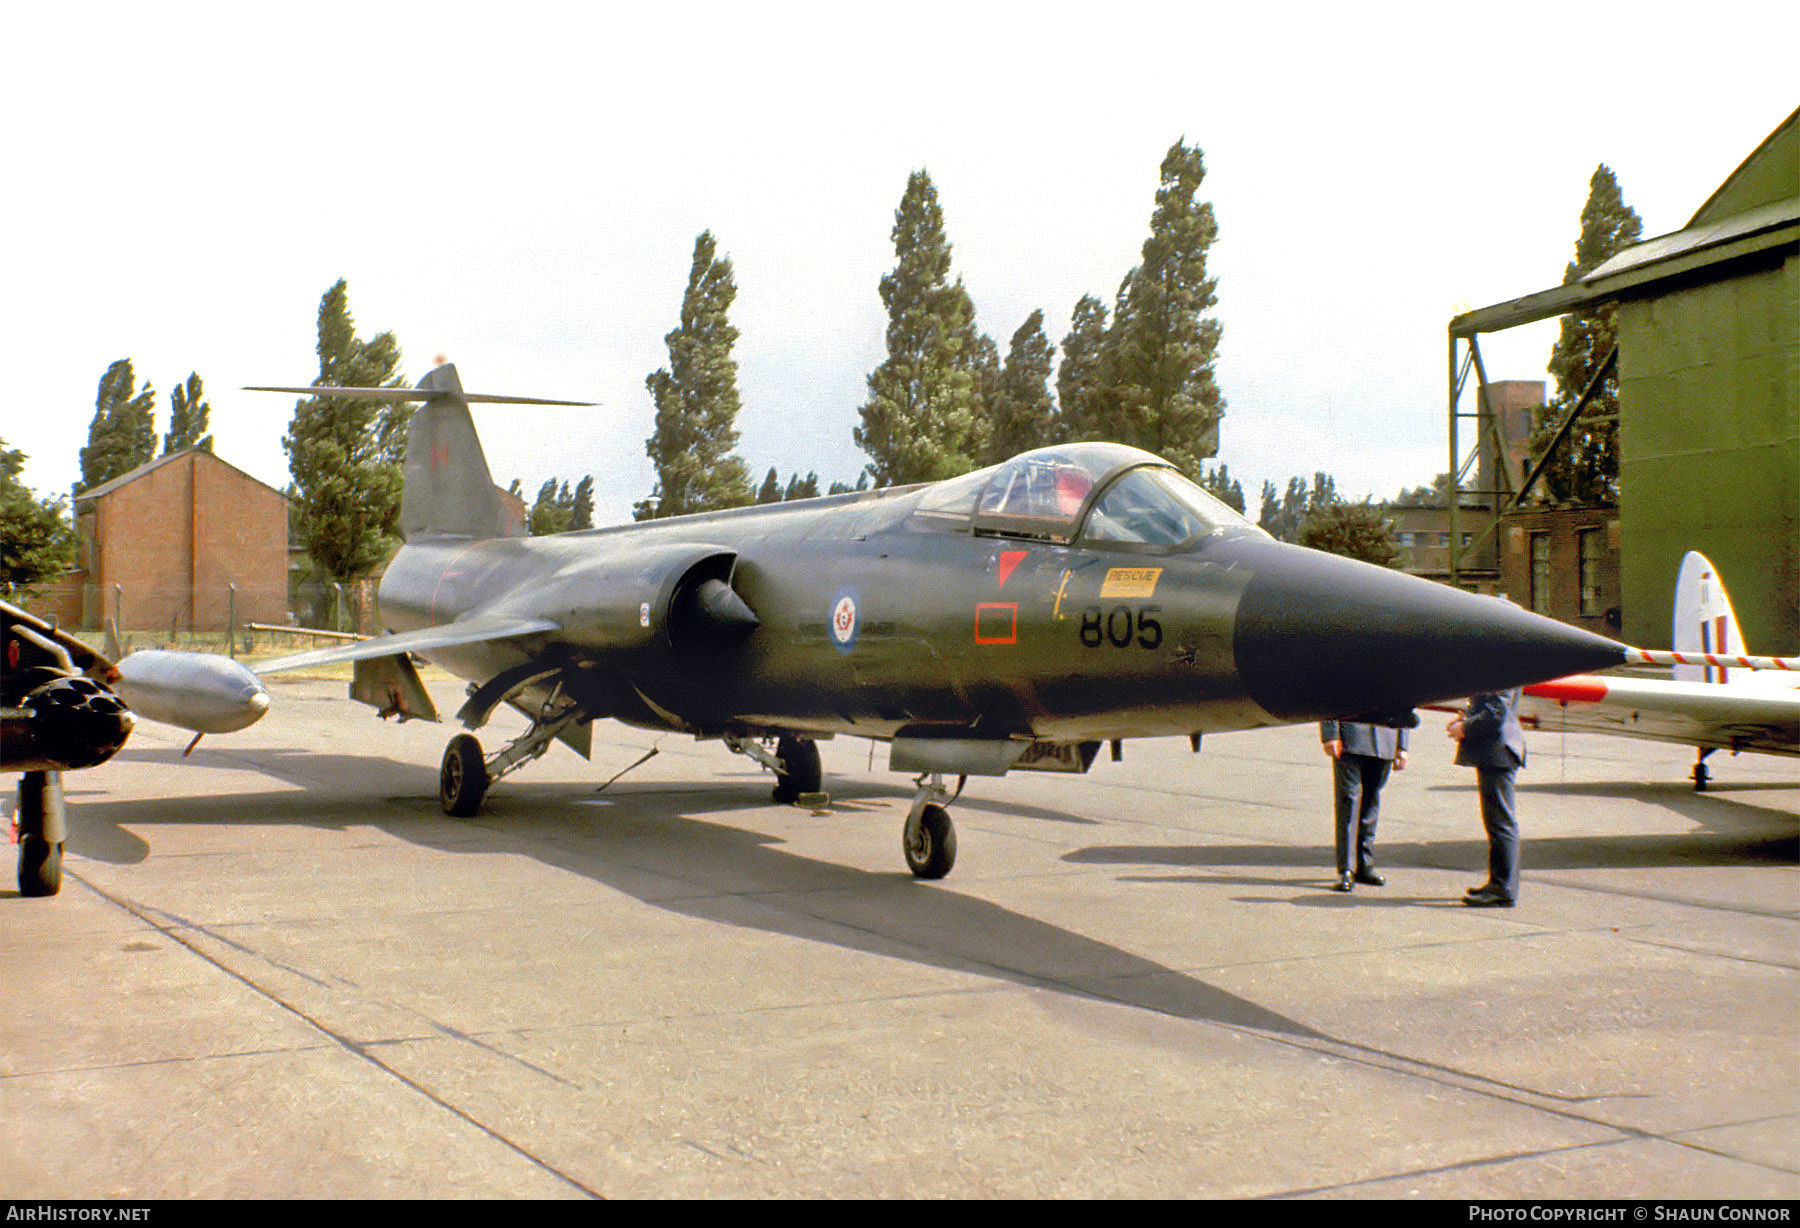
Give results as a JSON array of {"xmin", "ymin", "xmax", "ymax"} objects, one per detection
[
  {"xmin": 856, "ymin": 171, "xmax": 991, "ymax": 485},
  {"xmin": 282, "ymin": 280, "xmax": 408, "ymax": 582},
  {"xmin": 756, "ymin": 467, "xmax": 783, "ymax": 504},
  {"xmin": 1259, "ymin": 473, "xmax": 1338, "ymax": 543},
  {"xmin": 163, "ymin": 373, "xmax": 213, "ymax": 454},
  {"xmin": 981, "ymin": 309, "xmax": 1057, "ymax": 464},
  {"xmin": 569, "ymin": 475, "xmax": 595, "ymax": 530},
  {"xmin": 635, "ymin": 231, "xmax": 754, "ymax": 519},
  {"xmin": 78, "ymin": 359, "xmax": 157, "ymax": 493},
  {"xmin": 1055, "ymin": 294, "xmax": 1114, "ymax": 443},
  {"xmin": 530, "ymin": 480, "xmax": 570, "ymax": 535},
  {"xmin": 783, "ymin": 472, "xmax": 820, "ymax": 500},
  {"xmin": 1103, "ymin": 139, "xmax": 1225, "ymax": 475},
  {"xmin": 1528, "ymin": 164, "xmax": 1642, "ymax": 504},
  {"xmin": 1199, "ymin": 463, "xmax": 1246, "ymax": 513}
]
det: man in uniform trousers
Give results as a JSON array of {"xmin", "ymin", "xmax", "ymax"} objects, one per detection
[
  {"xmin": 1447, "ymin": 688, "xmax": 1526, "ymax": 907},
  {"xmin": 1320, "ymin": 718, "xmax": 1409, "ymax": 892}
]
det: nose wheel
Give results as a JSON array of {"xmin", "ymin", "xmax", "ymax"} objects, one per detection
[
  {"xmin": 902, "ymin": 773, "xmax": 962, "ymax": 879},
  {"xmin": 903, "ymin": 803, "xmax": 956, "ymax": 879}
]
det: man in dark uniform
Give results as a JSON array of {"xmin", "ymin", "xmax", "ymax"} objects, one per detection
[
  {"xmin": 1447, "ymin": 688, "xmax": 1526, "ymax": 907},
  {"xmin": 1320, "ymin": 718, "xmax": 1408, "ymax": 892}
]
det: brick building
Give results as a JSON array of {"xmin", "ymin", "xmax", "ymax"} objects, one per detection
[
  {"xmin": 49, "ymin": 450, "xmax": 289, "ymax": 633},
  {"xmin": 1498, "ymin": 505, "xmax": 1623, "ymax": 637}
]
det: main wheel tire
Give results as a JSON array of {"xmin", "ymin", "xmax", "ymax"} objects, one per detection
[
  {"xmin": 771, "ymin": 736, "xmax": 823, "ymax": 804},
  {"xmin": 18, "ymin": 835, "xmax": 62, "ymax": 897},
  {"xmin": 440, "ymin": 734, "xmax": 489, "ymax": 817},
  {"xmin": 904, "ymin": 803, "xmax": 957, "ymax": 880}
]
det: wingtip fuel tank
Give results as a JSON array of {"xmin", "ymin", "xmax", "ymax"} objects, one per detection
[{"xmin": 113, "ymin": 651, "xmax": 271, "ymax": 734}]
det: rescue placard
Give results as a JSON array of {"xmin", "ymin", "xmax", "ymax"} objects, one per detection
[{"xmin": 1099, "ymin": 567, "xmax": 1162, "ymax": 599}]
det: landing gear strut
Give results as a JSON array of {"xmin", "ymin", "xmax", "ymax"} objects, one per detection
[
  {"xmin": 437, "ymin": 698, "xmax": 583, "ymax": 816},
  {"xmin": 903, "ymin": 773, "xmax": 961, "ymax": 880},
  {"xmin": 1693, "ymin": 748, "xmax": 1715, "ymax": 792}
]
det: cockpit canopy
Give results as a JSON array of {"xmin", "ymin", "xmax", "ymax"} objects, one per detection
[{"xmin": 909, "ymin": 443, "xmax": 1261, "ymax": 549}]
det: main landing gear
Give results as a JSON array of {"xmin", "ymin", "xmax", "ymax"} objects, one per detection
[
  {"xmin": 14, "ymin": 770, "xmax": 67, "ymax": 897},
  {"xmin": 438, "ymin": 708, "xmax": 583, "ymax": 817},
  {"xmin": 725, "ymin": 734, "xmax": 824, "ymax": 805}
]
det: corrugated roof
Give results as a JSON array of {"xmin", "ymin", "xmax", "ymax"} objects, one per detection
[
  {"xmin": 1583, "ymin": 197, "xmax": 1799, "ymax": 292},
  {"xmin": 1451, "ymin": 107, "xmax": 1799, "ymax": 338}
]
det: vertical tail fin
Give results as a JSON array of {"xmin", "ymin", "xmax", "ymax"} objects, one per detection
[
  {"xmin": 1672, "ymin": 551, "xmax": 1746, "ymax": 684},
  {"xmin": 400, "ymin": 363, "xmax": 522, "ymax": 541}
]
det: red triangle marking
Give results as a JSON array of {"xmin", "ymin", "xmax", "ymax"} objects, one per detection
[{"xmin": 997, "ymin": 550, "xmax": 1026, "ymax": 587}]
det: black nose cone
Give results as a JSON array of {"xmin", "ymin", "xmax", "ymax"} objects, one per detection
[{"xmin": 1230, "ymin": 541, "xmax": 1624, "ymax": 721}]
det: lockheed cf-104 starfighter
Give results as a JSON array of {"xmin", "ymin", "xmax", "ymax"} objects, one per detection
[{"xmin": 254, "ymin": 363, "xmax": 1628, "ymax": 878}]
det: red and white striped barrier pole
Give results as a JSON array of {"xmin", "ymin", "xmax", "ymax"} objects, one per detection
[{"xmin": 1624, "ymin": 647, "xmax": 1798, "ymax": 673}]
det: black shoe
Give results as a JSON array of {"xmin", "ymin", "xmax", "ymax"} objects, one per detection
[
  {"xmin": 1464, "ymin": 888, "xmax": 1514, "ymax": 908},
  {"xmin": 1331, "ymin": 873, "xmax": 1354, "ymax": 893},
  {"xmin": 1354, "ymin": 871, "xmax": 1385, "ymax": 887},
  {"xmin": 1465, "ymin": 882, "xmax": 1498, "ymax": 896}
]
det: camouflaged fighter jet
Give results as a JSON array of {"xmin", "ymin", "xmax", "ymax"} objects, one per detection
[{"xmin": 253, "ymin": 363, "xmax": 1627, "ymax": 879}]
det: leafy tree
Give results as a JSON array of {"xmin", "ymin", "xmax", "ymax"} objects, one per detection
[
  {"xmin": 1, "ymin": 440, "xmax": 76, "ymax": 593},
  {"xmin": 855, "ymin": 170, "xmax": 992, "ymax": 485},
  {"xmin": 1392, "ymin": 473, "xmax": 1451, "ymax": 507},
  {"xmin": 78, "ymin": 359, "xmax": 157, "ymax": 493},
  {"xmin": 827, "ymin": 472, "xmax": 872, "ymax": 496},
  {"xmin": 282, "ymin": 280, "xmax": 408, "ymax": 583},
  {"xmin": 1078, "ymin": 140, "xmax": 1224, "ymax": 474},
  {"xmin": 1300, "ymin": 501, "xmax": 1399, "ymax": 567},
  {"xmin": 163, "ymin": 372, "xmax": 213, "ymax": 454},
  {"xmin": 981, "ymin": 309, "xmax": 1057, "ymax": 464},
  {"xmin": 1526, "ymin": 164, "xmax": 1642, "ymax": 505},
  {"xmin": 636, "ymin": 231, "xmax": 754, "ymax": 519}
]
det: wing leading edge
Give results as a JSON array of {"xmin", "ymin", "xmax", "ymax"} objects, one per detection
[{"xmin": 253, "ymin": 616, "xmax": 560, "ymax": 675}]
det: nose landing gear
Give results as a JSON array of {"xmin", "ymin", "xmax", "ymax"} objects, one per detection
[{"xmin": 902, "ymin": 773, "xmax": 962, "ymax": 880}]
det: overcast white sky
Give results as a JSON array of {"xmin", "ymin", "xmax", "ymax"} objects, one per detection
[{"xmin": 6, "ymin": 2, "xmax": 1795, "ymax": 525}]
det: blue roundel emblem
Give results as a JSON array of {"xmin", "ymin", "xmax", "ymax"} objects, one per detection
[{"xmin": 829, "ymin": 589, "xmax": 858, "ymax": 653}]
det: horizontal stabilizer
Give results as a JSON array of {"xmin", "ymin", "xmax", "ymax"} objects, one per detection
[
  {"xmin": 244, "ymin": 385, "xmax": 594, "ymax": 407},
  {"xmin": 254, "ymin": 617, "xmax": 559, "ymax": 675}
]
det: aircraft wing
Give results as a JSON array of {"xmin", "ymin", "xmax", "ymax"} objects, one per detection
[
  {"xmin": 1522, "ymin": 674, "xmax": 1800, "ymax": 758},
  {"xmin": 253, "ymin": 616, "xmax": 560, "ymax": 675}
]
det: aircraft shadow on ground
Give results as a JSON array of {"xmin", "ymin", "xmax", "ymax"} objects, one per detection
[
  {"xmin": 1069, "ymin": 825, "xmax": 1796, "ymax": 879},
  {"xmin": 58, "ymin": 752, "xmax": 1322, "ymax": 1040}
]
